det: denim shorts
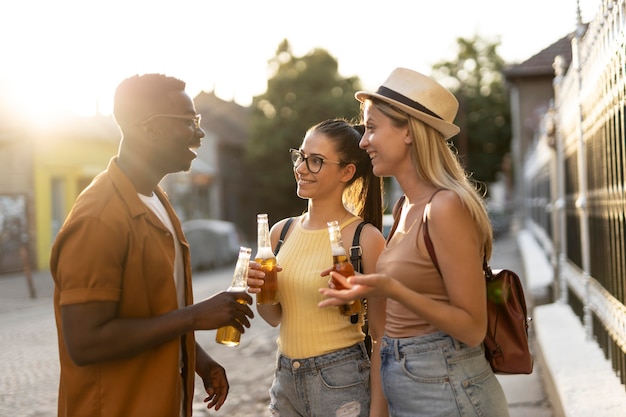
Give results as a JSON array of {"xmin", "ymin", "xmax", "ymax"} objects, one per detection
[
  {"xmin": 380, "ymin": 332, "xmax": 510, "ymax": 417},
  {"xmin": 269, "ymin": 342, "xmax": 371, "ymax": 417}
]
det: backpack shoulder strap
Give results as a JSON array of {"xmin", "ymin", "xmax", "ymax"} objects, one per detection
[
  {"xmin": 273, "ymin": 217, "xmax": 294, "ymax": 256},
  {"xmin": 350, "ymin": 221, "xmax": 367, "ymax": 273},
  {"xmin": 350, "ymin": 221, "xmax": 368, "ymax": 326}
]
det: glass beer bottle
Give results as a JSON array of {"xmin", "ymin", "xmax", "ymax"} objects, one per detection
[
  {"xmin": 327, "ymin": 220, "xmax": 362, "ymax": 317},
  {"xmin": 255, "ymin": 214, "xmax": 279, "ymax": 305},
  {"xmin": 216, "ymin": 246, "xmax": 252, "ymax": 347}
]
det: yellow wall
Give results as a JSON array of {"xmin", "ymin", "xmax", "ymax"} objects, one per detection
[{"xmin": 34, "ymin": 137, "xmax": 118, "ymax": 269}]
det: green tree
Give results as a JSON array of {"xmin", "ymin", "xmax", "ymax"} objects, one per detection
[
  {"xmin": 432, "ymin": 34, "xmax": 511, "ymax": 186},
  {"xmin": 244, "ymin": 40, "xmax": 362, "ymax": 223}
]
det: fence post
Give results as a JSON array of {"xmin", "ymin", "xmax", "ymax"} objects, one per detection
[
  {"xmin": 552, "ymin": 56, "xmax": 568, "ymax": 305},
  {"xmin": 572, "ymin": 26, "xmax": 593, "ymax": 340}
]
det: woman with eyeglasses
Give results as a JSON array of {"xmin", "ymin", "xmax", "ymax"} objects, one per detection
[{"xmin": 246, "ymin": 118, "xmax": 389, "ymax": 417}]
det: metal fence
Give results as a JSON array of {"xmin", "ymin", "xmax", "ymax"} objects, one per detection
[{"xmin": 523, "ymin": 0, "xmax": 626, "ymax": 387}]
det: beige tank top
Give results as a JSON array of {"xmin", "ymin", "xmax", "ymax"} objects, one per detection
[{"xmin": 377, "ymin": 203, "xmax": 449, "ymax": 338}]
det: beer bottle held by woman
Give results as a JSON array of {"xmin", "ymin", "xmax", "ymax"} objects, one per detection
[
  {"xmin": 216, "ymin": 246, "xmax": 252, "ymax": 347},
  {"xmin": 327, "ymin": 220, "xmax": 362, "ymax": 317},
  {"xmin": 255, "ymin": 214, "xmax": 279, "ymax": 305}
]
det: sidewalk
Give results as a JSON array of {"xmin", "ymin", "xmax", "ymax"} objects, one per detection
[
  {"xmin": 0, "ymin": 267, "xmax": 54, "ymax": 314},
  {"xmin": 489, "ymin": 226, "xmax": 553, "ymax": 417},
  {"xmin": 515, "ymin": 225, "xmax": 626, "ymax": 417},
  {"xmin": 2, "ymin": 238, "xmax": 552, "ymax": 417},
  {"xmin": 0, "ymin": 229, "xmax": 551, "ymax": 417}
]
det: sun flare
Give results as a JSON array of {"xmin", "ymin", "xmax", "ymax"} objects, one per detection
[
  {"xmin": 0, "ymin": 0, "xmax": 599, "ymax": 129},
  {"xmin": 4, "ymin": 78, "xmax": 114, "ymax": 128}
]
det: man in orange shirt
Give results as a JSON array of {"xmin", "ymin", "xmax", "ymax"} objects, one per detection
[{"xmin": 50, "ymin": 74, "xmax": 254, "ymax": 417}]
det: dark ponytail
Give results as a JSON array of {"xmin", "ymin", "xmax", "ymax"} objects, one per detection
[{"xmin": 307, "ymin": 119, "xmax": 383, "ymax": 230}]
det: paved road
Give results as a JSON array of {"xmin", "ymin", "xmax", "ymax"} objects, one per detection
[
  {"xmin": 0, "ymin": 266, "xmax": 277, "ymax": 417},
  {"xmin": 0, "ymin": 301, "xmax": 59, "ymax": 417},
  {"xmin": 0, "ymin": 228, "xmax": 553, "ymax": 417},
  {"xmin": 489, "ymin": 228, "xmax": 553, "ymax": 417},
  {"xmin": 192, "ymin": 270, "xmax": 278, "ymax": 417}
]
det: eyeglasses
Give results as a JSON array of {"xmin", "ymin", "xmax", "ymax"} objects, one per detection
[
  {"xmin": 140, "ymin": 114, "xmax": 202, "ymax": 130},
  {"xmin": 289, "ymin": 148, "xmax": 343, "ymax": 173}
]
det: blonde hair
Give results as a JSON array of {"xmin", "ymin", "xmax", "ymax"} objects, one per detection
[{"xmin": 366, "ymin": 98, "xmax": 493, "ymax": 259}]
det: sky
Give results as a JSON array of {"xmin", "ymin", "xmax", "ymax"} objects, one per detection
[{"xmin": 0, "ymin": 0, "xmax": 599, "ymax": 123}]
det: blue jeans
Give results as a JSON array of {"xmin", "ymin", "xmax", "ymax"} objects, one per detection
[
  {"xmin": 269, "ymin": 342, "xmax": 371, "ymax": 417},
  {"xmin": 380, "ymin": 333, "xmax": 510, "ymax": 417}
]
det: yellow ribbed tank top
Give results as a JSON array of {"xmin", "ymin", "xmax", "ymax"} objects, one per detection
[{"xmin": 275, "ymin": 215, "xmax": 364, "ymax": 358}]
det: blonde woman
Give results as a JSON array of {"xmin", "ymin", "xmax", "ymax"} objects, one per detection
[{"xmin": 320, "ymin": 68, "xmax": 510, "ymax": 417}]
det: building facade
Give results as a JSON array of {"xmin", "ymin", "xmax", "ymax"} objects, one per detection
[{"xmin": 0, "ymin": 92, "xmax": 249, "ymax": 273}]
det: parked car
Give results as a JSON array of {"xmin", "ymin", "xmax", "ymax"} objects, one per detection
[
  {"xmin": 488, "ymin": 208, "xmax": 512, "ymax": 237},
  {"xmin": 182, "ymin": 219, "xmax": 245, "ymax": 271}
]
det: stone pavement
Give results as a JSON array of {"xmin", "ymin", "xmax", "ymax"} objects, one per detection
[
  {"xmin": 191, "ymin": 225, "xmax": 557, "ymax": 417},
  {"xmin": 192, "ymin": 304, "xmax": 277, "ymax": 417},
  {"xmin": 0, "ymin": 266, "xmax": 58, "ymax": 417},
  {"xmin": 1, "ymin": 222, "xmax": 619, "ymax": 416}
]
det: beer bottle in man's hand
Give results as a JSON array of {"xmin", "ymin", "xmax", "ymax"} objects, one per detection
[{"xmin": 216, "ymin": 246, "xmax": 252, "ymax": 347}]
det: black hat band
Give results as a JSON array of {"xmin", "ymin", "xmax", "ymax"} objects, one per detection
[{"xmin": 376, "ymin": 86, "xmax": 443, "ymax": 121}]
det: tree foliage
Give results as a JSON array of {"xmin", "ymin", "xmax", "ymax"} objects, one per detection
[
  {"xmin": 244, "ymin": 40, "xmax": 362, "ymax": 223},
  {"xmin": 432, "ymin": 34, "xmax": 511, "ymax": 186}
]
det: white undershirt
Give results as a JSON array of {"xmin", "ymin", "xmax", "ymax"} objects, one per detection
[{"xmin": 138, "ymin": 193, "xmax": 185, "ymax": 309}]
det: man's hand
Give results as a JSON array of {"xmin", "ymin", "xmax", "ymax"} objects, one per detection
[
  {"xmin": 196, "ymin": 346, "xmax": 229, "ymax": 410},
  {"xmin": 192, "ymin": 291, "xmax": 254, "ymax": 333}
]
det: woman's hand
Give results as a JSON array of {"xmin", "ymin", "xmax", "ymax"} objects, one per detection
[
  {"xmin": 318, "ymin": 272, "xmax": 392, "ymax": 307},
  {"xmin": 246, "ymin": 261, "xmax": 283, "ymax": 294},
  {"xmin": 320, "ymin": 268, "xmax": 363, "ymax": 289}
]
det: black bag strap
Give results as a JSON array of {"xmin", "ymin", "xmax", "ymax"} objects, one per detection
[
  {"xmin": 275, "ymin": 217, "xmax": 367, "ymax": 264},
  {"xmin": 350, "ymin": 221, "xmax": 367, "ymax": 273},
  {"xmin": 349, "ymin": 221, "xmax": 370, "ymax": 348},
  {"xmin": 273, "ymin": 217, "xmax": 294, "ymax": 256},
  {"xmin": 274, "ymin": 217, "xmax": 368, "ymax": 332}
]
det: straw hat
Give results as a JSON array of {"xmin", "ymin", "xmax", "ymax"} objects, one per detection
[{"xmin": 355, "ymin": 68, "xmax": 460, "ymax": 140}]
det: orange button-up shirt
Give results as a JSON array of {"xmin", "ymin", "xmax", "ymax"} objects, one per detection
[{"xmin": 50, "ymin": 157, "xmax": 196, "ymax": 417}]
